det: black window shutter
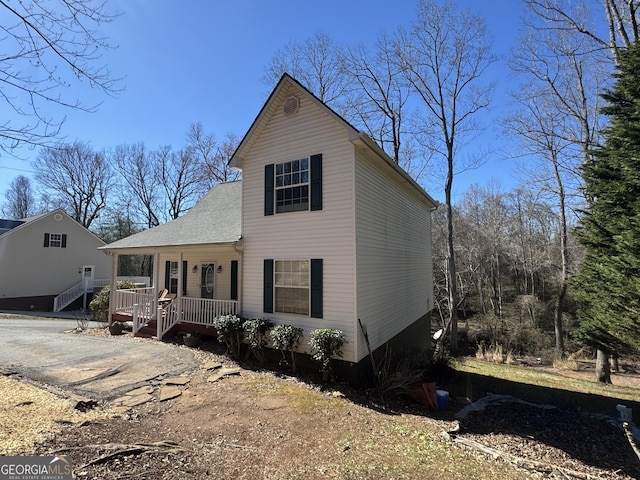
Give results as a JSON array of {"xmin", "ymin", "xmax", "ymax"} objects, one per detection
[
  {"xmin": 265, "ymin": 164, "xmax": 275, "ymax": 216},
  {"xmin": 310, "ymin": 258, "xmax": 323, "ymax": 318},
  {"xmin": 263, "ymin": 259, "xmax": 274, "ymax": 313},
  {"xmin": 61, "ymin": 234, "xmax": 67, "ymax": 248},
  {"xmin": 230, "ymin": 260, "xmax": 238, "ymax": 300},
  {"xmin": 310, "ymin": 154, "xmax": 322, "ymax": 211},
  {"xmin": 182, "ymin": 261, "xmax": 188, "ymax": 295},
  {"xmin": 164, "ymin": 261, "xmax": 171, "ymax": 289},
  {"xmin": 43, "ymin": 233, "xmax": 50, "ymax": 247}
]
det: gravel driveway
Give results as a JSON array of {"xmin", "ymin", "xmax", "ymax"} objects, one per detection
[{"xmin": 0, "ymin": 317, "xmax": 199, "ymax": 401}]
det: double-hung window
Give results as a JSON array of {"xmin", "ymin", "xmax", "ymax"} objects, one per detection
[
  {"xmin": 49, "ymin": 233, "xmax": 63, "ymax": 248},
  {"xmin": 43, "ymin": 233, "xmax": 67, "ymax": 248},
  {"xmin": 275, "ymin": 159, "xmax": 309, "ymax": 213},
  {"xmin": 263, "ymin": 258, "xmax": 323, "ymax": 318},
  {"xmin": 274, "ymin": 260, "xmax": 309, "ymax": 314},
  {"xmin": 264, "ymin": 153, "xmax": 322, "ymax": 215}
]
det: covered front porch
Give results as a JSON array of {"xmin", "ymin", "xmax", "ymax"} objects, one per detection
[
  {"xmin": 103, "ymin": 242, "xmax": 242, "ymax": 341},
  {"xmin": 112, "ymin": 286, "xmax": 238, "ymax": 340},
  {"xmin": 97, "ymin": 181, "xmax": 244, "ymax": 340}
]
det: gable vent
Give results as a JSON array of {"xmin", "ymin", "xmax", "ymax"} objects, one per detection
[{"xmin": 283, "ymin": 96, "xmax": 299, "ymax": 116}]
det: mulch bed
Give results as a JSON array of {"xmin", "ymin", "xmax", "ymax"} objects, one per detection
[{"xmin": 453, "ymin": 400, "xmax": 640, "ymax": 479}]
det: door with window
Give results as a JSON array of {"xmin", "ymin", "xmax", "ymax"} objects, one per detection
[
  {"xmin": 82, "ymin": 265, "xmax": 94, "ymax": 291},
  {"xmin": 200, "ymin": 263, "xmax": 215, "ymax": 299}
]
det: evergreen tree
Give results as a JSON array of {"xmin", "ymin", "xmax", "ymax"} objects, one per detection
[{"xmin": 573, "ymin": 41, "xmax": 640, "ymax": 380}]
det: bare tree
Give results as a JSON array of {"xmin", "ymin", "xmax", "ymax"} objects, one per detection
[
  {"xmin": 262, "ymin": 31, "xmax": 348, "ymax": 106},
  {"xmin": 154, "ymin": 146, "xmax": 204, "ymax": 220},
  {"xmin": 111, "ymin": 143, "xmax": 161, "ymax": 229},
  {"xmin": 33, "ymin": 142, "xmax": 112, "ymax": 228},
  {"xmin": 518, "ymin": 0, "xmax": 635, "ymax": 377},
  {"xmin": 342, "ymin": 34, "xmax": 412, "ymax": 163},
  {"xmin": 0, "ymin": 0, "xmax": 120, "ymax": 150},
  {"xmin": 186, "ymin": 123, "xmax": 240, "ymax": 189},
  {"xmin": 396, "ymin": 0, "xmax": 496, "ymax": 351},
  {"xmin": 524, "ymin": 0, "xmax": 639, "ymax": 66},
  {"xmin": 505, "ymin": 84, "xmax": 576, "ymax": 356},
  {"xmin": 2, "ymin": 175, "xmax": 36, "ymax": 218}
]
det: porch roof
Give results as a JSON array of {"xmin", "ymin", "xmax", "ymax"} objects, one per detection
[{"xmin": 100, "ymin": 181, "xmax": 241, "ymax": 251}]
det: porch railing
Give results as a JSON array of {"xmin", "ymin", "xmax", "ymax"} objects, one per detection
[
  {"xmin": 113, "ymin": 289, "xmax": 238, "ymax": 340},
  {"xmin": 53, "ymin": 276, "xmax": 151, "ymax": 312}
]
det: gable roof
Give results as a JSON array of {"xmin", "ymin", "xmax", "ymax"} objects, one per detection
[
  {"xmin": 100, "ymin": 181, "xmax": 242, "ymax": 251},
  {"xmin": 229, "ymin": 73, "xmax": 437, "ymax": 209},
  {"xmin": 0, "ymin": 209, "xmax": 107, "ymax": 244}
]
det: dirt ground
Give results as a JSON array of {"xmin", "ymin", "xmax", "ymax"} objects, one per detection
[{"xmin": 2, "ymin": 332, "xmax": 640, "ymax": 479}]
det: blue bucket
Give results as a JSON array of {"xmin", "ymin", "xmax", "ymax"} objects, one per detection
[{"xmin": 436, "ymin": 390, "xmax": 449, "ymax": 410}]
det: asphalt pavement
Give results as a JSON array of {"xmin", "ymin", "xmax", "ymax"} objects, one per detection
[{"xmin": 0, "ymin": 314, "xmax": 199, "ymax": 401}]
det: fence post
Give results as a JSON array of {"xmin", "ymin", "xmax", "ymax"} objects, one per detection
[{"xmin": 133, "ymin": 304, "xmax": 139, "ymax": 334}]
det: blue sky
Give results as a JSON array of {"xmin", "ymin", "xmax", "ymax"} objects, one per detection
[{"xmin": 0, "ymin": 0, "xmax": 526, "ymax": 206}]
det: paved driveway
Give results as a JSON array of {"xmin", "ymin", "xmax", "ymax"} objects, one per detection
[{"xmin": 0, "ymin": 317, "xmax": 199, "ymax": 401}]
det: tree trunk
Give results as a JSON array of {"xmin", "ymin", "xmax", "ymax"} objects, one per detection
[
  {"xmin": 552, "ymin": 151, "xmax": 567, "ymax": 356},
  {"xmin": 596, "ymin": 349, "xmax": 612, "ymax": 384},
  {"xmin": 445, "ymin": 154, "xmax": 459, "ymax": 353}
]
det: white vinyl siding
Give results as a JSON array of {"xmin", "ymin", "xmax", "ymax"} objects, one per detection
[
  {"xmin": 0, "ymin": 211, "xmax": 111, "ymax": 299},
  {"xmin": 354, "ymin": 149, "xmax": 434, "ymax": 361},
  {"xmin": 157, "ymin": 246, "xmax": 240, "ymax": 301},
  {"xmin": 240, "ymin": 83, "xmax": 358, "ymax": 362}
]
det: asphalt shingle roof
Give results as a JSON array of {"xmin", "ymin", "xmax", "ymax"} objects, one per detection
[{"xmin": 100, "ymin": 181, "xmax": 242, "ymax": 250}]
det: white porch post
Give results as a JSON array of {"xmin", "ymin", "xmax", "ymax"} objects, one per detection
[
  {"xmin": 108, "ymin": 252, "xmax": 118, "ymax": 325},
  {"xmin": 153, "ymin": 253, "xmax": 160, "ymax": 298},
  {"xmin": 177, "ymin": 252, "xmax": 183, "ymax": 323}
]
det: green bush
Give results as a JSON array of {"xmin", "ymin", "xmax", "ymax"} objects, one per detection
[
  {"xmin": 309, "ymin": 328, "xmax": 345, "ymax": 381},
  {"xmin": 270, "ymin": 324, "xmax": 303, "ymax": 374},
  {"xmin": 213, "ymin": 314, "xmax": 244, "ymax": 358},
  {"xmin": 89, "ymin": 280, "xmax": 137, "ymax": 324},
  {"xmin": 243, "ymin": 318, "xmax": 273, "ymax": 364}
]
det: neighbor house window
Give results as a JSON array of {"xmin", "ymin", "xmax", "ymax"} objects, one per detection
[
  {"xmin": 263, "ymin": 258, "xmax": 323, "ymax": 318},
  {"xmin": 275, "ymin": 158, "xmax": 309, "ymax": 213},
  {"xmin": 264, "ymin": 154, "xmax": 323, "ymax": 215},
  {"xmin": 43, "ymin": 233, "xmax": 67, "ymax": 248}
]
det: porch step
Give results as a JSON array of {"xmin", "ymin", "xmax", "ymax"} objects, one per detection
[{"xmin": 135, "ymin": 320, "xmax": 157, "ymax": 339}]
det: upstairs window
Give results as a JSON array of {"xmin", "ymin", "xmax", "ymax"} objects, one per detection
[
  {"xmin": 265, "ymin": 154, "xmax": 322, "ymax": 216},
  {"xmin": 275, "ymin": 158, "xmax": 309, "ymax": 213},
  {"xmin": 43, "ymin": 233, "xmax": 67, "ymax": 248}
]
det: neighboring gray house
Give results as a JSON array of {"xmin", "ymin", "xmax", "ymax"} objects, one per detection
[
  {"xmin": 0, "ymin": 209, "xmax": 112, "ymax": 311},
  {"xmin": 102, "ymin": 74, "xmax": 437, "ymax": 376}
]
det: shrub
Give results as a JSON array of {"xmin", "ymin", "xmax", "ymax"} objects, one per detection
[
  {"xmin": 309, "ymin": 328, "xmax": 345, "ymax": 381},
  {"xmin": 270, "ymin": 324, "xmax": 303, "ymax": 374},
  {"xmin": 89, "ymin": 280, "xmax": 137, "ymax": 324},
  {"xmin": 243, "ymin": 318, "xmax": 273, "ymax": 364},
  {"xmin": 213, "ymin": 314, "xmax": 244, "ymax": 358}
]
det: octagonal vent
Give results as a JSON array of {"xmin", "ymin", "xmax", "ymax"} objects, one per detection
[{"xmin": 283, "ymin": 96, "xmax": 299, "ymax": 116}]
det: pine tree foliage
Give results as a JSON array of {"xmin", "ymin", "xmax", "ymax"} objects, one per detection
[{"xmin": 573, "ymin": 41, "xmax": 640, "ymax": 355}]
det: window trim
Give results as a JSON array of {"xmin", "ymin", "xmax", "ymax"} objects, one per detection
[
  {"xmin": 264, "ymin": 153, "xmax": 322, "ymax": 216},
  {"xmin": 43, "ymin": 232, "xmax": 67, "ymax": 248},
  {"xmin": 263, "ymin": 258, "xmax": 323, "ymax": 318}
]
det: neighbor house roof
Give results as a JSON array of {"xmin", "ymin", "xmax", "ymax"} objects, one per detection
[
  {"xmin": 0, "ymin": 219, "xmax": 25, "ymax": 235},
  {"xmin": 100, "ymin": 181, "xmax": 242, "ymax": 251}
]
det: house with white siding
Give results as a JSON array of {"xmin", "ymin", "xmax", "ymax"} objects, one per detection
[
  {"xmin": 102, "ymin": 74, "xmax": 437, "ymax": 377},
  {"xmin": 0, "ymin": 209, "xmax": 112, "ymax": 311}
]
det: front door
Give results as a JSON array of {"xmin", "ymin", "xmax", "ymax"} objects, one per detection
[{"xmin": 200, "ymin": 263, "xmax": 215, "ymax": 299}]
